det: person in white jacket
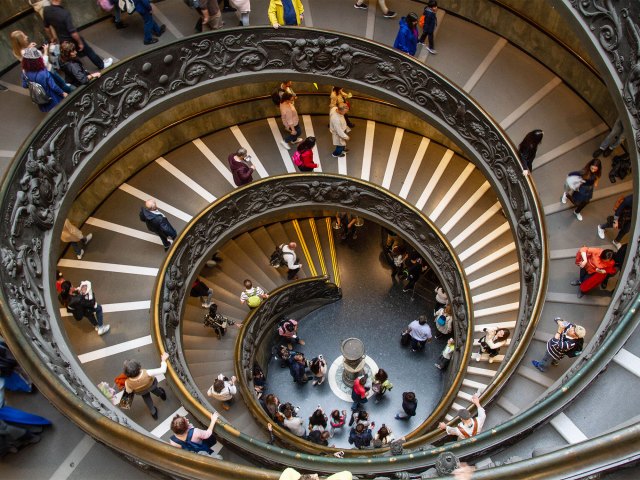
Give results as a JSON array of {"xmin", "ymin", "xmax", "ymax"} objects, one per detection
[
  {"xmin": 329, "ymin": 104, "xmax": 350, "ymax": 158},
  {"xmin": 207, "ymin": 374, "xmax": 237, "ymax": 410}
]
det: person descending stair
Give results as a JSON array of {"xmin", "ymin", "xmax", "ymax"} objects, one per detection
[
  {"xmin": 123, "ymin": 352, "xmax": 169, "ymax": 420},
  {"xmin": 139, "ymin": 199, "xmax": 177, "ymax": 251},
  {"xmin": 207, "ymin": 374, "xmax": 237, "ymax": 411},
  {"xmin": 58, "ymin": 280, "xmax": 111, "ymax": 336}
]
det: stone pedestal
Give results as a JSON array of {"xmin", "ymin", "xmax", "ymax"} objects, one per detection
[{"xmin": 341, "ymin": 338, "xmax": 366, "ymax": 387}]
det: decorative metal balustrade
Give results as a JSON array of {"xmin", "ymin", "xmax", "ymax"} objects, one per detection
[
  {"xmin": 0, "ymin": 24, "xmax": 603, "ymax": 477},
  {"xmin": 158, "ymin": 175, "xmax": 472, "ymax": 457}
]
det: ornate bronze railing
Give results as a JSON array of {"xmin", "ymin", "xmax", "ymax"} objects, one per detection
[
  {"xmin": 177, "ymin": 176, "xmax": 471, "ymax": 456},
  {"xmin": 0, "ymin": 27, "xmax": 548, "ymax": 477}
]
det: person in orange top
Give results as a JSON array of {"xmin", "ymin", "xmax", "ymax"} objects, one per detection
[{"xmin": 572, "ymin": 246, "xmax": 616, "ymax": 297}]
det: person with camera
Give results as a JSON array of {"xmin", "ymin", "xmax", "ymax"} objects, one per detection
[
  {"xmin": 531, "ymin": 318, "xmax": 586, "ymax": 373},
  {"xmin": 228, "ymin": 147, "xmax": 255, "ymax": 186},
  {"xmin": 207, "ymin": 373, "xmax": 237, "ymax": 410}
]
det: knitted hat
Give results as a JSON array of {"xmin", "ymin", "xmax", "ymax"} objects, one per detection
[
  {"xmin": 22, "ymin": 47, "xmax": 42, "ymax": 59},
  {"xmin": 574, "ymin": 325, "xmax": 586, "ymax": 338}
]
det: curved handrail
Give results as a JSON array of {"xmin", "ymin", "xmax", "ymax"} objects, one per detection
[
  {"xmin": 155, "ymin": 174, "xmax": 473, "ymax": 458},
  {"xmin": 0, "ymin": 27, "xmax": 547, "ymax": 477}
]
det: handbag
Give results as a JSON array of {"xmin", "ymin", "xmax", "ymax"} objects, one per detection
[
  {"xmin": 23, "ymin": 72, "xmax": 51, "ymax": 106},
  {"xmin": 565, "ymin": 174, "xmax": 585, "ymax": 192},
  {"xmin": 400, "ymin": 329, "xmax": 410, "ymax": 347},
  {"xmin": 118, "ymin": 390, "xmax": 134, "ymax": 410}
]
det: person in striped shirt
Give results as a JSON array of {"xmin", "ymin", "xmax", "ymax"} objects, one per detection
[{"xmin": 532, "ymin": 319, "xmax": 585, "ymax": 372}]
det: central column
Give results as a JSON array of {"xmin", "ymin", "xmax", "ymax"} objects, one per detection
[{"xmin": 341, "ymin": 338, "xmax": 366, "ymax": 387}]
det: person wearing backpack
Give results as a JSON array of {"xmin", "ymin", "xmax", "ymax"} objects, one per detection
[
  {"xmin": 597, "ymin": 194, "xmax": 632, "ymax": 250},
  {"xmin": 240, "ymin": 279, "xmax": 269, "ymax": 308},
  {"xmin": 531, "ymin": 318, "xmax": 586, "ymax": 372},
  {"xmin": 294, "ymin": 137, "xmax": 318, "ymax": 172},
  {"xmin": 20, "ymin": 47, "xmax": 67, "ymax": 112},
  {"xmin": 418, "ymin": 1, "xmax": 438, "ymax": 54},
  {"xmin": 170, "ymin": 412, "xmax": 222, "ymax": 458}
]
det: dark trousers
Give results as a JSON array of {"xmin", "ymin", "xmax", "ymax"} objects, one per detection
[
  {"xmin": 73, "ymin": 37, "xmax": 104, "ymax": 69},
  {"xmin": 420, "ymin": 30, "xmax": 434, "ymax": 48},
  {"xmin": 287, "ymin": 267, "xmax": 300, "ymax": 280},
  {"xmin": 138, "ymin": 378, "xmax": 165, "ymax": 414},
  {"xmin": 410, "ymin": 336, "xmax": 426, "ymax": 351}
]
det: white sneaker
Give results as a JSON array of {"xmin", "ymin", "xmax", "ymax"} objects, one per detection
[
  {"xmin": 102, "ymin": 58, "xmax": 113, "ymax": 69},
  {"xmin": 281, "ymin": 140, "xmax": 291, "ymax": 150},
  {"xmin": 561, "ymin": 192, "xmax": 567, "ymax": 204},
  {"xmin": 612, "ymin": 240, "xmax": 622, "ymax": 250},
  {"xmin": 97, "ymin": 325, "xmax": 111, "ymax": 336},
  {"xmin": 489, "ymin": 357, "xmax": 495, "ymax": 364},
  {"xmin": 77, "ymin": 249, "xmax": 84, "ymax": 260},
  {"xmin": 597, "ymin": 225, "xmax": 605, "ymax": 239},
  {"xmin": 293, "ymin": 137, "xmax": 303, "ymax": 144},
  {"xmin": 426, "ymin": 47, "xmax": 437, "ymax": 54},
  {"xmin": 84, "ymin": 233, "xmax": 93, "ymax": 245},
  {"xmin": 202, "ymin": 302, "xmax": 211, "ymax": 308},
  {"xmin": 574, "ymin": 211, "xmax": 583, "ymax": 221}
]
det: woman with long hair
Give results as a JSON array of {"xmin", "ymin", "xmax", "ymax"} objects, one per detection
[
  {"xmin": 20, "ymin": 47, "xmax": 67, "ymax": 112},
  {"xmin": 518, "ymin": 129, "xmax": 543, "ymax": 174},
  {"xmin": 295, "ymin": 136, "xmax": 319, "ymax": 172},
  {"xmin": 476, "ymin": 327, "xmax": 510, "ymax": 363},
  {"xmin": 11, "ymin": 30, "xmax": 71, "ymax": 94},
  {"xmin": 562, "ymin": 158, "xmax": 602, "ymax": 221}
]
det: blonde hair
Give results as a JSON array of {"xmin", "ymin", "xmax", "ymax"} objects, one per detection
[{"xmin": 10, "ymin": 30, "xmax": 29, "ymax": 61}]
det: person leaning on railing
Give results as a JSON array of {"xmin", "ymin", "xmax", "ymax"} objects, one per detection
[
  {"xmin": 438, "ymin": 394, "xmax": 485, "ymax": 440},
  {"xmin": 123, "ymin": 352, "xmax": 169, "ymax": 420}
]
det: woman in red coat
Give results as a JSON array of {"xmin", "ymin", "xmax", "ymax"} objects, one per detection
[
  {"xmin": 295, "ymin": 137, "xmax": 319, "ymax": 172},
  {"xmin": 572, "ymin": 246, "xmax": 616, "ymax": 297}
]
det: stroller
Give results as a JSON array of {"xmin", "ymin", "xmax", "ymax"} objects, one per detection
[{"xmin": 203, "ymin": 304, "xmax": 234, "ymax": 339}]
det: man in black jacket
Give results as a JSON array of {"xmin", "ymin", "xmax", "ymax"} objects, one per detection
[
  {"xmin": 43, "ymin": 0, "xmax": 112, "ymax": 70},
  {"xmin": 139, "ymin": 199, "xmax": 178, "ymax": 251}
]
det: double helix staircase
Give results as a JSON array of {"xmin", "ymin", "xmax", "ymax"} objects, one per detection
[{"xmin": 0, "ymin": 0, "xmax": 638, "ymax": 478}]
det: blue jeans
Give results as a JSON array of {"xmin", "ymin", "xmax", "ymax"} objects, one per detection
[
  {"xmin": 284, "ymin": 125, "xmax": 301, "ymax": 143},
  {"xmin": 333, "ymin": 145, "xmax": 345, "ymax": 156},
  {"xmin": 536, "ymin": 351, "xmax": 554, "ymax": 371},
  {"xmin": 139, "ymin": 10, "xmax": 162, "ymax": 43}
]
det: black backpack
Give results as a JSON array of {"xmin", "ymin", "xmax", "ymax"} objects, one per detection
[
  {"xmin": 270, "ymin": 244, "xmax": 291, "ymax": 267},
  {"xmin": 566, "ymin": 338, "xmax": 584, "ymax": 358},
  {"xmin": 271, "ymin": 87, "xmax": 283, "ymax": 105}
]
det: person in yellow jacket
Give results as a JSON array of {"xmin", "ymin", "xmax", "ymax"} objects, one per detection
[{"xmin": 268, "ymin": 0, "xmax": 304, "ymax": 28}]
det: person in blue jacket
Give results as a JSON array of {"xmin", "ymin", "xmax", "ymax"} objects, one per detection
[
  {"xmin": 419, "ymin": 0, "xmax": 438, "ymax": 54},
  {"xmin": 21, "ymin": 47, "xmax": 67, "ymax": 112},
  {"xmin": 393, "ymin": 13, "xmax": 420, "ymax": 56}
]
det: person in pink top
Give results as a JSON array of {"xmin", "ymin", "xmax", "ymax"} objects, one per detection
[
  {"xmin": 169, "ymin": 412, "xmax": 221, "ymax": 458},
  {"xmin": 279, "ymin": 92, "xmax": 302, "ymax": 150}
]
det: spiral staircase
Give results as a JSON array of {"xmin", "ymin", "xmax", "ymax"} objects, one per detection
[{"xmin": 0, "ymin": 1, "xmax": 638, "ymax": 479}]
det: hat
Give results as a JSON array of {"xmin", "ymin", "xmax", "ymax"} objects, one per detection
[
  {"xmin": 22, "ymin": 47, "xmax": 42, "ymax": 60},
  {"xmin": 574, "ymin": 325, "xmax": 586, "ymax": 338},
  {"xmin": 457, "ymin": 408, "xmax": 471, "ymax": 420}
]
